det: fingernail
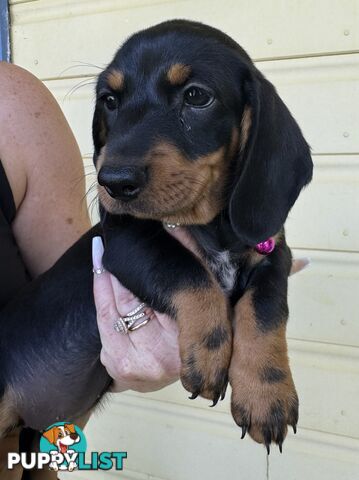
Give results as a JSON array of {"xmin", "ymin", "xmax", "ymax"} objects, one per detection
[
  {"xmin": 302, "ymin": 257, "xmax": 311, "ymax": 269},
  {"xmin": 92, "ymin": 236, "xmax": 104, "ymax": 269}
]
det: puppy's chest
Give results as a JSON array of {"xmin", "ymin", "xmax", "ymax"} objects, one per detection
[
  {"xmin": 188, "ymin": 224, "xmax": 241, "ymax": 294},
  {"xmin": 206, "ymin": 249, "xmax": 238, "ymax": 294}
]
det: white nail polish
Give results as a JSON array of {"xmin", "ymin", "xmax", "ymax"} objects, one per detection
[
  {"xmin": 92, "ymin": 236, "xmax": 104, "ymax": 269},
  {"xmin": 302, "ymin": 257, "xmax": 311, "ymax": 269}
]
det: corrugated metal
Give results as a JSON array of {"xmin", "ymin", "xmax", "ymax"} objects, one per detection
[{"xmin": 9, "ymin": 1, "xmax": 359, "ymax": 479}]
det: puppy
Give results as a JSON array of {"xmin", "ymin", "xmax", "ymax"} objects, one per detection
[{"xmin": 0, "ymin": 20, "xmax": 312, "ymax": 453}]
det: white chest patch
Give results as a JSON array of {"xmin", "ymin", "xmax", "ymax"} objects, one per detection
[{"xmin": 207, "ymin": 250, "xmax": 238, "ymax": 293}]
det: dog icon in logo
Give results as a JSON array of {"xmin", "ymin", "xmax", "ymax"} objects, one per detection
[{"xmin": 42, "ymin": 423, "xmax": 80, "ymax": 471}]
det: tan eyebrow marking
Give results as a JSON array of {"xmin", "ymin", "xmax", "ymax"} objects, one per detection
[
  {"xmin": 167, "ymin": 63, "xmax": 191, "ymax": 85},
  {"xmin": 107, "ymin": 69, "xmax": 124, "ymax": 91},
  {"xmin": 240, "ymin": 106, "xmax": 252, "ymax": 152}
]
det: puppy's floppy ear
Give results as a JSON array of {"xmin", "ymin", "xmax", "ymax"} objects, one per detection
[
  {"xmin": 65, "ymin": 423, "xmax": 76, "ymax": 434},
  {"xmin": 42, "ymin": 427, "xmax": 56, "ymax": 445},
  {"xmin": 229, "ymin": 70, "xmax": 313, "ymax": 245}
]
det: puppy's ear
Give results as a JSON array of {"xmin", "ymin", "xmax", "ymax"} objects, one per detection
[
  {"xmin": 92, "ymin": 102, "xmax": 108, "ymax": 161},
  {"xmin": 42, "ymin": 427, "xmax": 56, "ymax": 445},
  {"xmin": 65, "ymin": 423, "xmax": 76, "ymax": 434},
  {"xmin": 229, "ymin": 71, "xmax": 313, "ymax": 245}
]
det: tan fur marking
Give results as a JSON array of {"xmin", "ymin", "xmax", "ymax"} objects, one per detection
[
  {"xmin": 98, "ymin": 142, "xmax": 231, "ymax": 225},
  {"xmin": 0, "ymin": 389, "xmax": 19, "ymax": 439},
  {"xmin": 95, "ymin": 145, "xmax": 107, "ymax": 172},
  {"xmin": 229, "ymin": 291, "xmax": 298, "ymax": 444},
  {"xmin": 167, "ymin": 64, "xmax": 191, "ymax": 85},
  {"xmin": 240, "ymin": 106, "xmax": 252, "ymax": 151},
  {"xmin": 229, "ymin": 127, "xmax": 240, "ymax": 158},
  {"xmin": 107, "ymin": 69, "xmax": 124, "ymax": 91},
  {"xmin": 174, "ymin": 286, "xmax": 232, "ymax": 400}
]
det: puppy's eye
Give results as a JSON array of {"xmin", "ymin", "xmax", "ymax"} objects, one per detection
[
  {"xmin": 58, "ymin": 432, "xmax": 63, "ymax": 438},
  {"xmin": 184, "ymin": 86, "xmax": 214, "ymax": 108},
  {"xmin": 103, "ymin": 94, "xmax": 118, "ymax": 111}
]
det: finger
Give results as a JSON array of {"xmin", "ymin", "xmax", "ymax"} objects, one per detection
[
  {"xmin": 164, "ymin": 226, "xmax": 201, "ymax": 258},
  {"xmin": 290, "ymin": 257, "xmax": 311, "ymax": 276},
  {"xmin": 92, "ymin": 236, "xmax": 116, "ymax": 314},
  {"xmin": 109, "ymin": 273, "xmax": 143, "ymax": 319},
  {"xmin": 154, "ymin": 311, "xmax": 179, "ymax": 335},
  {"xmin": 106, "ymin": 271, "xmax": 164, "ymax": 341},
  {"xmin": 126, "ymin": 306, "xmax": 164, "ymax": 346},
  {"xmin": 92, "ymin": 236, "xmax": 130, "ymax": 345}
]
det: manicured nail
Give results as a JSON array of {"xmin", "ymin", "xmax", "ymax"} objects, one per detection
[
  {"xmin": 92, "ymin": 236, "xmax": 104, "ymax": 270},
  {"xmin": 301, "ymin": 257, "xmax": 311, "ymax": 269}
]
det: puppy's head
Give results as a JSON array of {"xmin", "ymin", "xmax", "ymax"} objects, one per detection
[
  {"xmin": 94, "ymin": 20, "xmax": 312, "ymax": 244},
  {"xmin": 42, "ymin": 424, "xmax": 79, "ymax": 451}
]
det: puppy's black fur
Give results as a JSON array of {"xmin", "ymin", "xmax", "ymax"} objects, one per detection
[{"xmin": 0, "ymin": 20, "xmax": 312, "ymax": 449}]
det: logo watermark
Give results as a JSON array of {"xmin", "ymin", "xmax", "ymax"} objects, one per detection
[{"xmin": 7, "ymin": 421, "xmax": 127, "ymax": 472}]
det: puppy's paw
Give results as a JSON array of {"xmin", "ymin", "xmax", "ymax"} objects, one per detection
[
  {"xmin": 175, "ymin": 287, "xmax": 232, "ymax": 406},
  {"xmin": 230, "ymin": 362, "xmax": 298, "ymax": 452}
]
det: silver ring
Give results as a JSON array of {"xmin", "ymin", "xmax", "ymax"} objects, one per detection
[
  {"xmin": 113, "ymin": 302, "xmax": 150, "ymax": 334},
  {"xmin": 125, "ymin": 302, "xmax": 146, "ymax": 317},
  {"xmin": 93, "ymin": 267, "xmax": 106, "ymax": 275},
  {"xmin": 113, "ymin": 316, "xmax": 129, "ymax": 335},
  {"xmin": 164, "ymin": 222, "xmax": 181, "ymax": 229}
]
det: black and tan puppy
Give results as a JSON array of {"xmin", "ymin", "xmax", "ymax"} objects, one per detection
[{"xmin": 0, "ymin": 20, "xmax": 312, "ymax": 453}]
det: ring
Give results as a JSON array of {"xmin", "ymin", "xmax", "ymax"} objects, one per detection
[
  {"xmin": 164, "ymin": 222, "xmax": 181, "ymax": 229},
  {"xmin": 113, "ymin": 302, "xmax": 150, "ymax": 334},
  {"xmin": 93, "ymin": 267, "xmax": 106, "ymax": 275}
]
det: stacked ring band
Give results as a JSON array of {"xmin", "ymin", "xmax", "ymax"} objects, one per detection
[{"xmin": 113, "ymin": 302, "xmax": 150, "ymax": 334}]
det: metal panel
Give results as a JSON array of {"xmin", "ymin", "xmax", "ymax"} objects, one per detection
[
  {"xmin": 11, "ymin": 0, "xmax": 359, "ymax": 80},
  {"xmin": 0, "ymin": 0, "xmax": 10, "ymax": 61}
]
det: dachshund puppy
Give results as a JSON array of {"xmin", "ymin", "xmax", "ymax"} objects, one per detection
[{"xmin": 0, "ymin": 20, "xmax": 312, "ymax": 453}]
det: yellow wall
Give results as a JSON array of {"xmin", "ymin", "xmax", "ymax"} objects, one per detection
[{"xmin": 10, "ymin": 1, "xmax": 359, "ymax": 479}]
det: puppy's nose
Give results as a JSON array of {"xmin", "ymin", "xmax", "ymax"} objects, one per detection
[
  {"xmin": 70, "ymin": 433, "xmax": 79, "ymax": 440},
  {"xmin": 98, "ymin": 166, "xmax": 147, "ymax": 201}
]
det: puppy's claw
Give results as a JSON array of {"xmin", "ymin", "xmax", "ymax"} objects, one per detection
[
  {"xmin": 220, "ymin": 382, "xmax": 228, "ymax": 401},
  {"xmin": 279, "ymin": 442, "xmax": 283, "ymax": 454},
  {"xmin": 210, "ymin": 394, "xmax": 221, "ymax": 407},
  {"xmin": 240, "ymin": 425, "xmax": 247, "ymax": 439},
  {"xmin": 266, "ymin": 444, "xmax": 270, "ymax": 455},
  {"xmin": 189, "ymin": 392, "xmax": 199, "ymax": 400},
  {"xmin": 292, "ymin": 424, "xmax": 297, "ymax": 434}
]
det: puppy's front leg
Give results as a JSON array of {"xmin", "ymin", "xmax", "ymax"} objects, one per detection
[
  {"xmin": 229, "ymin": 237, "xmax": 298, "ymax": 452},
  {"xmin": 102, "ymin": 216, "xmax": 232, "ymax": 404}
]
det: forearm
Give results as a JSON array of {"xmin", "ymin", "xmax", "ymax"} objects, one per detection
[{"xmin": 0, "ymin": 62, "xmax": 91, "ymax": 277}]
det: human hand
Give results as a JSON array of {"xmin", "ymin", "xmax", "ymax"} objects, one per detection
[
  {"xmin": 92, "ymin": 236, "xmax": 181, "ymax": 393},
  {"xmin": 290, "ymin": 257, "xmax": 310, "ymax": 275}
]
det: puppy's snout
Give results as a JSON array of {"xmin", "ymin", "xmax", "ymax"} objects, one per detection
[{"xmin": 98, "ymin": 166, "xmax": 147, "ymax": 201}]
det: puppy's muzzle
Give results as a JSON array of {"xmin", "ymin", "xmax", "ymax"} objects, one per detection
[{"xmin": 98, "ymin": 165, "xmax": 147, "ymax": 201}]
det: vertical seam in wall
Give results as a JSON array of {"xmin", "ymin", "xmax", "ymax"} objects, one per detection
[{"xmin": 266, "ymin": 453, "xmax": 270, "ymax": 480}]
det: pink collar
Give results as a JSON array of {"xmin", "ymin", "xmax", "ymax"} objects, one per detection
[{"xmin": 255, "ymin": 237, "xmax": 275, "ymax": 255}]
